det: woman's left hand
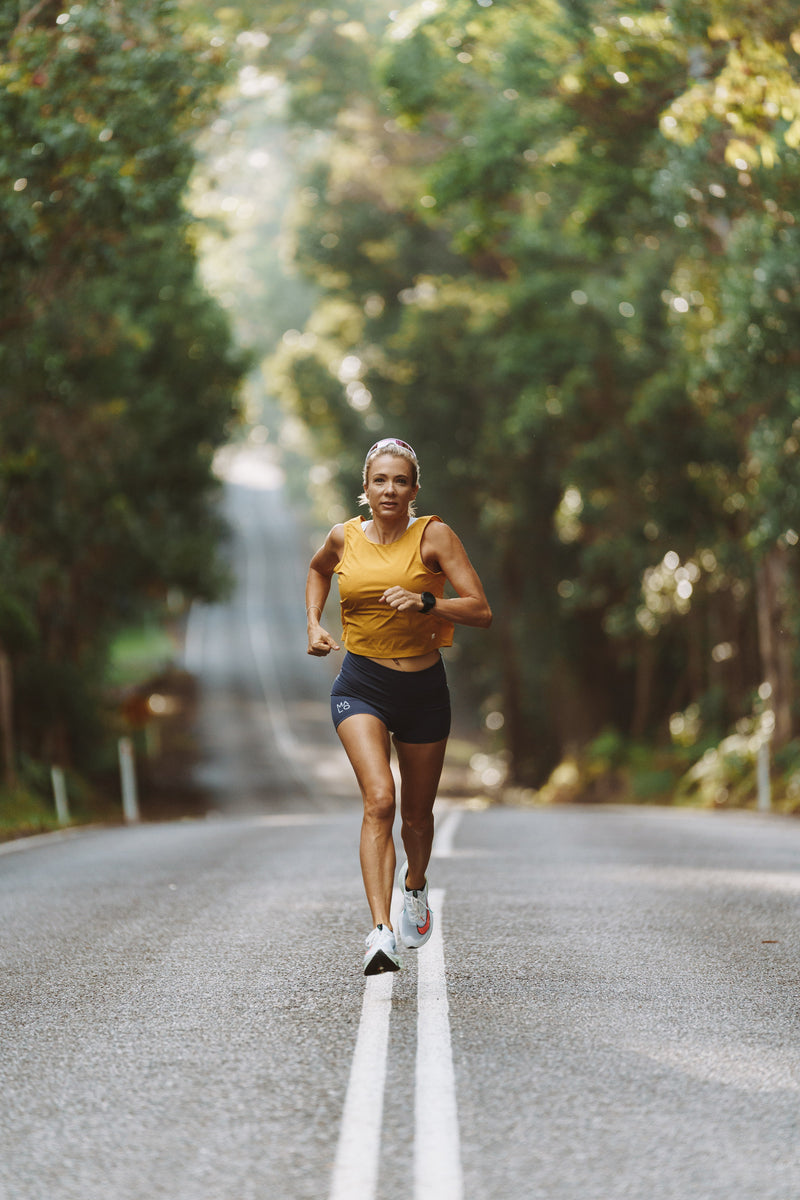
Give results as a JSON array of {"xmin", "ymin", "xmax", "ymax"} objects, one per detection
[{"xmin": 380, "ymin": 586, "xmax": 424, "ymax": 612}]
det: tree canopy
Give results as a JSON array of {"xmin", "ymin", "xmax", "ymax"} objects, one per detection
[
  {"xmin": 247, "ymin": 0, "xmax": 800, "ymax": 793},
  {"xmin": 5, "ymin": 0, "xmax": 800, "ymax": 806},
  {"xmin": 0, "ymin": 1, "xmax": 245, "ymax": 773}
]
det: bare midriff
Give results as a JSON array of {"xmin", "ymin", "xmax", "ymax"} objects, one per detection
[{"xmin": 368, "ymin": 650, "xmax": 441, "ymax": 673}]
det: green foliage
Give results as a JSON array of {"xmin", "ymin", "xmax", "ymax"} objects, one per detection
[
  {"xmin": 0, "ymin": 785, "xmax": 63, "ymax": 841},
  {"xmin": 107, "ymin": 624, "xmax": 178, "ymax": 689},
  {"xmin": 0, "ymin": 1, "xmax": 245, "ymax": 772},
  {"xmin": 240, "ymin": 0, "xmax": 800, "ymax": 794}
]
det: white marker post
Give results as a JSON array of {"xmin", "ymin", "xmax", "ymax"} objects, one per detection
[
  {"xmin": 756, "ymin": 703, "xmax": 774, "ymax": 814},
  {"xmin": 50, "ymin": 766, "xmax": 70, "ymax": 825},
  {"xmin": 118, "ymin": 736, "xmax": 140, "ymax": 824}
]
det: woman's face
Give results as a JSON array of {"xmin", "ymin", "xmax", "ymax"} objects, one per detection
[{"xmin": 365, "ymin": 453, "xmax": 419, "ymax": 516}]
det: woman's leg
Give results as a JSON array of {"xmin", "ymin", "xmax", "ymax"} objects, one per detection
[
  {"xmin": 393, "ymin": 737, "xmax": 447, "ymax": 890},
  {"xmin": 336, "ymin": 713, "xmax": 397, "ymax": 928}
]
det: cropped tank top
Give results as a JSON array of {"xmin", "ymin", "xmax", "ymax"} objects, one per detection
[{"xmin": 335, "ymin": 515, "xmax": 454, "ymax": 658}]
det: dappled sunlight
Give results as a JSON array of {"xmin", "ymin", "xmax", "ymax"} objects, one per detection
[
  {"xmin": 637, "ymin": 551, "xmax": 706, "ymax": 633},
  {"xmin": 555, "ymin": 486, "xmax": 583, "ymax": 544},
  {"xmin": 212, "ymin": 444, "xmax": 285, "ymax": 491},
  {"xmin": 388, "ymin": 0, "xmax": 444, "ymax": 43},
  {"xmin": 13, "ymin": 0, "xmax": 800, "ymax": 807}
]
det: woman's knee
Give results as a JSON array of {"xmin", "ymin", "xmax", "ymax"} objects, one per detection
[
  {"xmin": 363, "ymin": 785, "xmax": 396, "ymax": 825},
  {"xmin": 400, "ymin": 807, "xmax": 434, "ymax": 839}
]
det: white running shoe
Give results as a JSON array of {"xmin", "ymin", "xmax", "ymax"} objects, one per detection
[
  {"xmin": 363, "ymin": 924, "xmax": 401, "ymax": 976},
  {"xmin": 396, "ymin": 860, "xmax": 434, "ymax": 949}
]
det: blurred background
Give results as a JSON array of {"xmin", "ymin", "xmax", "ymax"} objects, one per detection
[{"xmin": 3, "ymin": 0, "xmax": 800, "ymax": 835}]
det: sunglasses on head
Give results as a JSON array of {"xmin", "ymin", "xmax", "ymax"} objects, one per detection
[{"xmin": 366, "ymin": 437, "xmax": 417, "ymax": 459}]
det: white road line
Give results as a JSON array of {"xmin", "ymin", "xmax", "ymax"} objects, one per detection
[
  {"xmin": 329, "ymin": 971, "xmax": 395, "ymax": 1200},
  {"xmin": 432, "ymin": 809, "xmax": 463, "ymax": 858},
  {"xmin": 415, "ymin": 889, "xmax": 463, "ymax": 1200},
  {"xmin": 329, "ymin": 888, "xmax": 462, "ymax": 1200}
]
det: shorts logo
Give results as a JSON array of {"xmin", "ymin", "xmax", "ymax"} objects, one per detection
[{"xmin": 336, "ymin": 700, "xmax": 351, "ymax": 714}]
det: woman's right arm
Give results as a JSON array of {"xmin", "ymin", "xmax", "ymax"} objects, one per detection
[{"xmin": 305, "ymin": 525, "xmax": 344, "ymax": 657}]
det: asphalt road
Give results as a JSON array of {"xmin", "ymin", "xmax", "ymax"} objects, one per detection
[
  {"xmin": 182, "ymin": 444, "xmax": 351, "ymax": 811},
  {"xmin": 2, "ymin": 446, "xmax": 799, "ymax": 1199},
  {"xmin": 2, "ymin": 805, "xmax": 799, "ymax": 1199}
]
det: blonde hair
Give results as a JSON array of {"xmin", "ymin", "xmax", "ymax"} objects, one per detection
[{"xmin": 358, "ymin": 439, "xmax": 420, "ymax": 514}]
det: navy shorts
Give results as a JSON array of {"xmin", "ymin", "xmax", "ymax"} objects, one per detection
[{"xmin": 331, "ymin": 652, "xmax": 451, "ymax": 744}]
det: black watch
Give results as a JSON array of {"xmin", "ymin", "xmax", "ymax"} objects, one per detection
[{"xmin": 419, "ymin": 591, "xmax": 436, "ymax": 613}]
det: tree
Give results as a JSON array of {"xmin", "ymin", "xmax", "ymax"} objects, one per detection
[
  {"xmin": 656, "ymin": 0, "xmax": 800, "ymax": 747},
  {"xmin": 268, "ymin": 0, "xmax": 695, "ymax": 777},
  {"xmin": 0, "ymin": 1, "xmax": 245, "ymax": 771},
  {"xmin": 257, "ymin": 0, "xmax": 800, "ymax": 784}
]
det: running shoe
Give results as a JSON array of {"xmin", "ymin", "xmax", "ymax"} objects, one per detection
[
  {"xmin": 363, "ymin": 924, "xmax": 401, "ymax": 976},
  {"xmin": 396, "ymin": 860, "xmax": 434, "ymax": 949}
]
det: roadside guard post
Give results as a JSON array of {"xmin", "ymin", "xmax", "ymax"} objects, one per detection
[
  {"xmin": 756, "ymin": 704, "xmax": 774, "ymax": 814},
  {"xmin": 51, "ymin": 766, "xmax": 70, "ymax": 825},
  {"xmin": 118, "ymin": 736, "xmax": 140, "ymax": 824}
]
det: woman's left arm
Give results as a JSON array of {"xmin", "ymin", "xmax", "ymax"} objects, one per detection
[{"xmin": 380, "ymin": 522, "xmax": 492, "ymax": 628}]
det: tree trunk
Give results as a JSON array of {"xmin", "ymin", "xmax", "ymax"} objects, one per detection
[
  {"xmin": 497, "ymin": 542, "xmax": 529, "ymax": 784},
  {"xmin": 0, "ymin": 646, "xmax": 17, "ymax": 789},
  {"xmin": 499, "ymin": 617, "xmax": 527, "ymax": 782},
  {"xmin": 630, "ymin": 635, "xmax": 656, "ymax": 740},
  {"xmin": 755, "ymin": 546, "xmax": 793, "ymax": 748}
]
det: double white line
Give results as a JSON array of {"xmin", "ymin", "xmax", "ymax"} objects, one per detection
[{"xmin": 329, "ymin": 813, "xmax": 464, "ymax": 1200}]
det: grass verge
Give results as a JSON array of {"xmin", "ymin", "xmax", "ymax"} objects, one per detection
[{"xmin": 0, "ymin": 786, "xmax": 64, "ymax": 842}]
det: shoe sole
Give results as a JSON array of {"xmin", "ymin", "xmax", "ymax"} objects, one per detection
[{"xmin": 364, "ymin": 949, "xmax": 401, "ymax": 976}]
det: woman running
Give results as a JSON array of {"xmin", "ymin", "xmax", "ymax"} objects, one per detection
[{"xmin": 305, "ymin": 438, "xmax": 492, "ymax": 974}]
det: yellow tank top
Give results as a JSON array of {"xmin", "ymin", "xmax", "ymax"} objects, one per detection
[{"xmin": 335, "ymin": 515, "xmax": 454, "ymax": 658}]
